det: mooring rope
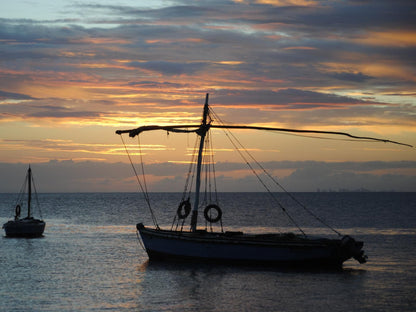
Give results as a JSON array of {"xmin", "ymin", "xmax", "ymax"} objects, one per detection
[{"xmin": 136, "ymin": 230, "xmax": 146, "ymax": 251}]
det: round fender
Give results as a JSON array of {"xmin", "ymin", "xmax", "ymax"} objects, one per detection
[
  {"xmin": 177, "ymin": 200, "xmax": 191, "ymax": 219},
  {"xmin": 15, "ymin": 205, "xmax": 21, "ymax": 217},
  {"xmin": 204, "ymin": 204, "xmax": 222, "ymax": 223}
]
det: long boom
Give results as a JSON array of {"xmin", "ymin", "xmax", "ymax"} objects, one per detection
[
  {"xmin": 210, "ymin": 125, "xmax": 413, "ymax": 148},
  {"xmin": 116, "ymin": 123, "xmax": 413, "ymax": 148},
  {"xmin": 116, "ymin": 125, "xmax": 200, "ymax": 137},
  {"xmin": 116, "ymin": 94, "xmax": 412, "ymax": 232}
]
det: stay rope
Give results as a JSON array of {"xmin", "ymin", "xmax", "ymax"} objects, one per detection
[
  {"xmin": 172, "ymin": 136, "xmax": 199, "ymax": 231},
  {"xmin": 15, "ymin": 172, "xmax": 27, "ymax": 206},
  {"xmin": 120, "ymin": 134, "xmax": 159, "ymax": 229},
  {"xmin": 31, "ymin": 172, "xmax": 43, "ymax": 220},
  {"xmin": 182, "ymin": 137, "xmax": 199, "ymax": 202},
  {"xmin": 209, "ymin": 131, "xmax": 219, "ymax": 205},
  {"xmin": 248, "ymin": 160, "xmax": 341, "ymax": 236},
  {"xmin": 222, "ymin": 126, "xmax": 306, "ymax": 236},
  {"xmin": 210, "ymin": 108, "xmax": 341, "ymax": 237},
  {"xmin": 11, "ymin": 172, "xmax": 28, "ymax": 219},
  {"xmin": 204, "ymin": 130, "xmax": 222, "ymax": 232}
]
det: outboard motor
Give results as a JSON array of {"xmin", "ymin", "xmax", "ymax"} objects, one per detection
[{"xmin": 341, "ymin": 235, "xmax": 368, "ymax": 264}]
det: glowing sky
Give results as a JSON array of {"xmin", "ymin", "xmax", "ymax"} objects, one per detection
[{"xmin": 0, "ymin": 0, "xmax": 415, "ymax": 192}]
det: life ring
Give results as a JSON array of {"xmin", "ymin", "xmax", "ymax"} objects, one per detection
[
  {"xmin": 177, "ymin": 199, "xmax": 191, "ymax": 219},
  {"xmin": 204, "ymin": 204, "xmax": 222, "ymax": 223},
  {"xmin": 15, "ymin": 204, "xmax": 21, "ymax": 217}
]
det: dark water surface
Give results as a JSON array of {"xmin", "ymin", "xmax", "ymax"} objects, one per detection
[{"xmin": 1, "ymin": 192, "xmax": 415, "ymax": 311}]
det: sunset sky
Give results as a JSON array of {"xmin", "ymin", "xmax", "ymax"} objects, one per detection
[{"xmin": 0, "ymin": 0, "xmax": 415, "ymax": 192}]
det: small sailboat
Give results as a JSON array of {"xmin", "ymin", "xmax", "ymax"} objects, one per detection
[
  {"xmin": 3, "ymin": 166, "xmax": 45, "ymax": 238},
  {"xmin": 116, "ymin": 94, "xmax": 411, "ymax": 267}
]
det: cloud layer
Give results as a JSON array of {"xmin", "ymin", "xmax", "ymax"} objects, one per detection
[
  {"xmin": 0, "ymin": 160, "xmax": 414, "ymax": 193},
  {"xmin": 0, "ymin": 0, "xmax": 415, "ymax": 191}
]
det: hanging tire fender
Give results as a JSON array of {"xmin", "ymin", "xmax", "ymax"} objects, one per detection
[
  {"xmin": 177, "ymin": 199, "xmax": 191, "ymax": 219},
  {"xmin": 15, "ymin": 205, "xmax": 21, "ymax": 217},
  {"xmin": 204, "ymin": 204, "xmax": 222, "ymax": 223}
]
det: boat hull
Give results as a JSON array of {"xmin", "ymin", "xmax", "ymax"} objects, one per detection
[
  {"xmin": 137, "ymin": 223, "xmax": 366, "ymax": 267},
  {"xmin": 3, "ymin": 218, "xmax": 45, "ymax": 238}
]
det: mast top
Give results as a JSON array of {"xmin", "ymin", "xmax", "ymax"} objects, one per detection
[{"xmin": 202, "ymin": 93, "xmax": 209, "ymax": 124}]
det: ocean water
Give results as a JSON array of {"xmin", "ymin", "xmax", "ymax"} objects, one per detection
[{"xmin": 1, "ymin": 192, "xmax": 415, "ymax": 312}]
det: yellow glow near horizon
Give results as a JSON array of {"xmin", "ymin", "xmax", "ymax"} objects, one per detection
[{"xmin": 0, "ymin": 0, "xmax": 414, "ymax": 194}]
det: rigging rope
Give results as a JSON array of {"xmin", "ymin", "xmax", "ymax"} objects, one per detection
[
  {"xmin": 209, "ymin": 131, "xmax": 219, "ymax": 205},
  {"xmin": 210, "ymin": 108, "xmax": 343, "ymax": 236},
  {"xmin": 212, "ymin": 110, "xmax": 340, "ymax": 235},
  {"xmin": 210, "ymin": 108, "xmax": 310, "ymax": 236},
  {"xmin": 208, "ymin": 130, "xmax": 223, "ymax": 232},
  {"xmin": 182, "ymin": 137, "xmax": 199, "ymax": 202},
  {"xmin": 202, "ymin": 134, "xmax": 210, "ymax": 207},
  {"xmin": 16, "ymin": 173, "xmax": 27, "ymax": 206},
  {"xmin": 225, "ymin": 127, "xmax": 306, "ymax": 236},
  {"xmin": 138, "ymin": 135, "xmax": 150, "ymax": 203},
  {"xmin": 172, "ymin": 136, "xmax": 199, "ymax": 231},
  {"xmin": 199, "ymin": 129, "xmax": 223, "ymax": 233},
  {"xmin": 31, "ymin": 172, "xmax": 43, "ymax": 220},
  {"xmin": 12, "ymin": 172, "xmax": 28, "ymax": 218},
  {"xmin": 247, "ymin": 159, "xmax": 341, "ymax": 236},
  {"xmin": 120, "ymin": 134, "xmax": 159, "ymax": 229}
]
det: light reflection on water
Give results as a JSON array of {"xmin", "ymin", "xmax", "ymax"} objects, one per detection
[
  {"xmin": 0, "ymin": 192, "xmax": 415, "ymax": 311},
  {"xmin": 1, "ymin": 225, "xmax": 142, "ymax": 311},
  {"xmin": 136, "ymin": 260, "xmax": 371, "ymax": 312},
  {"xmin": 1, "ymin": 232, "xmax": 414, "ymax": 312},
  {"xmin": 45, "ymin": 220, "xmax": 137, "ymax": 235}
]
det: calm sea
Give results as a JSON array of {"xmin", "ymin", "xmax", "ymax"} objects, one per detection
[{"xmin": 1, "ymin": 192, "xmax": 415, "ymax": 312}]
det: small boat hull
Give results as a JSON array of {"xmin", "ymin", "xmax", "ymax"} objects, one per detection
[
  {"xmin": 3, "ymin": 218, "xmax": 45, "ymax": 238},
  {"xmin": 137, "ymin": 223, "xmax": 366, "ymax": 267}
]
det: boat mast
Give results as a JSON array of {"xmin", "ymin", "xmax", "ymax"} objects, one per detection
[
  {"xmin": 190, "ymin": 93, "xmax": 210, "ymax": 232},
  {"xmin": 115, "ymin": 94, "xmax": 412, "ymax": 232},
  {"xmin": 27, "ymin": 166, "xmax": 32, "ymax": 218}
]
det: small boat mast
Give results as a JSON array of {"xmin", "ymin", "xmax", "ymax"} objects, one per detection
[
  {"xmin": 3, "ymin": 165, "xmax": 45, "ymax": 237},
  {"xmin": 27, "ymin": 166, "xmax": 32, "ymax": 219}
]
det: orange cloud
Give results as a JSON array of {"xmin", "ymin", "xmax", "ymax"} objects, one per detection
[
  {"xmin": 283, "ymin": 46, "xmax": 318, "ymax": 50},
  {"xmin": 322, "ymin": 61, "xmax": 416, "ymax": 83},
  {"xmin": 58, "ymin": 51, "xmax": 97, "ymax": 57},
  {"xmin": 352, "ymin": 31, "xmax": 416, "ymax": 47},
  {"xmin": 69, "ymin": 38, "xmax": 131, "ymax": 45},
  {"xmin": 146, "ymin": 38, "xmax": 204, "ymax": 44},
  {"xmin": 234, "ymin": 0, "xmax": 317, "ymax": 5}
]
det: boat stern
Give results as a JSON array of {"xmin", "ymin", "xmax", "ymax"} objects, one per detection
[{"xmin": 340, "ymin": 235, "xmax": 368, "ymax": 264}]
